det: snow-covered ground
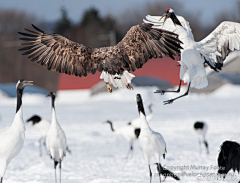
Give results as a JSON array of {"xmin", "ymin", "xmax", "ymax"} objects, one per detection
[{"xmin": 0, "ymin": 84, "xmax": 239, "ymax": 183}]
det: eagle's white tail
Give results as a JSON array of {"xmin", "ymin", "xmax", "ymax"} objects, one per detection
[{"xmin": 100, "ymin": 71, "xmax": 135, "ymax": 88}]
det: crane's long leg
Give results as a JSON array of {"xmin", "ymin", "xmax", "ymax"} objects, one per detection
[
  {"xmin": 59, "ymin": 161, "xmax": 62, "ymax": 183},
  {"xmin": 149, "ymin": 165, "xmax": 152, "ymax": 183},
  {"xmin": 125, "ymin": 143, "xmax": 133, "ymax": 159},
  {"xmin": 204, "ymin": 140, "xmax": 209, "ymax": 154},
  {"xmin": 54, "ymin": 161, "xmax": 58, "ymax": 183},
  {"xmin": 163, "ymin": 82, "xmax": 191, "ymax": 105},
  {"xmin": 157, "ymin": 163, "xmax": 162, "ymax": 183},
  {"xmin": 1, "ymin": 177, "xmax": 3, "ymax": 183},
  {"xmin": 66, "ymin": 147, "xmax": 71, "ymax": 154},
  {"xmin": 155, "ymin": 80, "xmax": 182, "ymax": 95},
  {"xmin": 198, "ymin": 138, "xmax": 202, "ymax": 154},
  {"xmin": 38, "ymin": 137, "xmax": 42, "ymax": 156}
]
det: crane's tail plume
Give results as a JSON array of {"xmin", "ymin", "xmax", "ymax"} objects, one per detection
[{"xmin": 156, "ymin": 163, "xmax": 180, "ymax": 181}]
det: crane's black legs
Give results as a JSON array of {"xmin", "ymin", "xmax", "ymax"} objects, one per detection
[
  {"xmin": 163, "ymin": 82, "xmax": 191, "ymax": 105},
  {"xmin": 198, "ymin": 138, "xmax": 202, "ymax": 154},
  {"xmin": 149, "ymin": 165, "xmax": 152, "ymax": 183},
  {"xmin": 155, "ymin": 80, "xmax": 182, "ymax": 95},
  {"xmin": 66, "ymin": 147, "xmax": 71, "ymax": 154},
  {"xmin": 54, "ymin": 161, "xmax": 58, "ymax": 183},
  {"xmin": 125, "ymin": 143, "xmax": 133, "ymax": 159},
  {"xmin": 38, "ymin": 137, "xmax": 42, "ymax": 156},
  {"xmin": 157, "ymin": 163, "xmax": 162, "ymax": 183},
  {"xmin": 59, "ymin": 161, "xmax": 62, "ymax": 183},
  {"xmin": 204, "ymin": 140, "xmax": 209, "ymax": 154},
  {"xmin": 1, "ymin": 177, "xmax": 3, "ymax": 183}
]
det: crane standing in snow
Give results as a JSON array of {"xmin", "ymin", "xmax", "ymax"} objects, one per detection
[
  {"xmin": 137, "ymin": 94, "xmax": 167, "ymax": 183},
  {"xmin": 193, "ymin": 121, "xmax": 209, "ymax": 154},
  {"xmin": 144, "ymin": 8, "xmax": 240, "ymax": 104},
  {"xmin": 26, "ymin": 115, "xmax": 71, "ymax": 157},
  {"xmin": 104, "ymin": 120, "xmax": 140, "ymax": 158},
  {"xmin": 0, "ymin": 80, "xmax": 33, "ymax": 183},
  {"xmin": 26, "ymin": 115, "xmax": 50, "ymax": 156},
  {"xmin": 46, "ymin": 92, "xmax": 67, "ymax": 183}
]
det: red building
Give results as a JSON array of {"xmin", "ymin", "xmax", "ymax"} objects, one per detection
[{"xmin": 58, "ymin": 57, "xmax": 181, "ymax": 90}]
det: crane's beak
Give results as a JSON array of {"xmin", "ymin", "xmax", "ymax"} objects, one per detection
[
  {"xmin": 159, "ymin": 12, "xmax": 169, "ymax": 26},
  {"xmin": 22, "ymin": 80, "xmax": 33, "ymax": 87},
  {"xmin": 136, "ymin": 93, "xmax": 142, "ymax": 102},
  {"xmin": 149, "ymin": 103, "xmax": 154, "ymax": 107},
  {"xmin": 103, "ymin": 120, "xmax": 110, "ymax": 124},
  {"xmin": 46, "ymin": 92, "xmax": 54, "ymax": 97}
]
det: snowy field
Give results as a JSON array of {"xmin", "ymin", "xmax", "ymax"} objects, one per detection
[{"xmin": 0, "ymin": 84, "xmax": 240, "ymax": 183}]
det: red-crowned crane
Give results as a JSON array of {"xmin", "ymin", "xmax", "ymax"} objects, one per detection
[
  {"xmin": 26, "ymin": 115, "xmax": 71, "ymax": 157},
  {"xmin": 144, "ymin": 8, "xmax": 240, "ymax": 104},
  {"xmin": 104, "ymin": 120, "xmax": 140, "ymax": 159},
  {"xmin": 46, "ymin": 92, "xmax": 68, "ymax": 183},
  {"xmin": 193, "ymin": 121, "xmax": 209, "ymax": 154},
  {"xmin": 137, "ymin": 94, "xmax": 166, "ymax": 183},
  {"xmin": 0, "ymin": 80, "xmax": 33, "ymax": 183},
  {"xmin": 26, "ymin": 115, "xmax": 50, "ymax": 156}
]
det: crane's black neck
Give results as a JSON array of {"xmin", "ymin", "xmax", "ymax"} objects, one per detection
[
  {"xmin": 16, "ymin": 88, "xmax": 23, "ymax": 113},
  {"xmin": 137, "ymin": 99, "xmax": 146, "ymax": 116},
  {"xmin": 51, "ymin": 94, "xmax": 55, "ymax": 108},
  {"xmin": 107, "ymin": 121, "xmax": 114, "ymax": 132},
  {"xmin": 170, "ymin": 13, "xmax": 182, "ymax": 26}
]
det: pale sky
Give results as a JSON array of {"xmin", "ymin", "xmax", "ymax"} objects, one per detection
[{"xmin": 0, "ymin": 0, "xmax": 238, "ymax": 25}]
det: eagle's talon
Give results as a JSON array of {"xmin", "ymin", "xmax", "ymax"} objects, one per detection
[
  {"xmin": 107, "ymin": 83, "xmax": 112, "ymax": 93},
  {"xmin": 126, "ymin": 84, "xmax": 134, "ymax": 90},
  {"xmin": 126, "ymin": 83, "xmax": 133, "ymax": 90}
]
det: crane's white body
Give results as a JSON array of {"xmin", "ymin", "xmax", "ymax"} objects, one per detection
[
  {"xmin": 34, "ymin": 118, "xmax": 51, "ymax": 139},
  {"xmin": 46, "ymin": 108, "xmax": 67, "ymax": 162},
  {"xmin": 105, "ymin": 120, "xmax": 140, "ymax": 158},
  {"xmin": 0, "ymin": 80, "xmax": 32, "ymax": 180},
  {"xmin": 139, "ymin": 112, "xmax": 166, "ymax": 165},
  {"xmin": 0, "ymin": 108, "xmax": 25, "ymax": 177},
  {"xmin": 114, "ymin": 124, "xmax": 137, "ymax": 143},
  {"xmin": 193, "ymin": 121, "xmax": 209, "ymax": 154},
  {"xmin": 194, "ymin": 122, "xmax": 208, "ymax": 138},
  {"xmin": 144, "ymin": 14, "xmax": 240, "ymax": 89}
]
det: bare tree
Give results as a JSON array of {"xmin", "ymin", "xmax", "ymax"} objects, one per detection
[{"xmin": 0, "ymin": 9, "xmax": 59, "ymax": 92}]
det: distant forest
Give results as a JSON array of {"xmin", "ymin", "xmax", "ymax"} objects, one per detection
[{"xmin": 0, "ymin": 1, "xmax": 239, "ymax": 91}]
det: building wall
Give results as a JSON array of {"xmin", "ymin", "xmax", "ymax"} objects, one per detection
[{"xmin": 58, "ymin": 57, "xmax": 181, "ymax": 90}]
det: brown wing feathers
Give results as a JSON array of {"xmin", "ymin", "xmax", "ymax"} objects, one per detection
[{"xmin": 18, "ymin": 24, "xmax": 182, "ymax": 77}]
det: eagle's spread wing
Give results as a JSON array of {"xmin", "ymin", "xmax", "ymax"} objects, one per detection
[{"xmin": 18, "ymin": 24, "xmax": 182, "ymax": 77}]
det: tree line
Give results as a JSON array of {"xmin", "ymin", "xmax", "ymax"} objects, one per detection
[{"xmin": 0, "ymin": 1, "xmax": 239, "ymax": 92}]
